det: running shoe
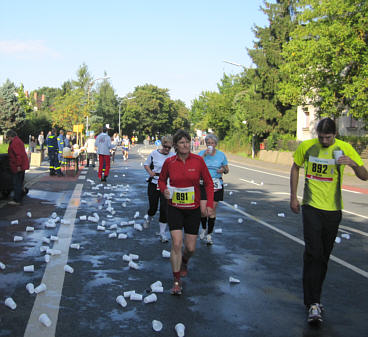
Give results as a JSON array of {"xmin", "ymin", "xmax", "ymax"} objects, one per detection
[
  {"xmin": 199, "ymin": 228, "xmax": 207, "ymax": 240},
  {"xmin": 307, "ymin": 303, "xmax": 323, "ymax": 324},
  {"xmin": 171, "ymin": 280, "xmax": 182, "ymax": 295},
  {"xmin": 180, "ymin": 263, "xmax": 188, "ymax": 277},
  {"xmin": 206, "ymin": 234, "xmax": 213, "ymax": 245},
  {"xmin": 160, "ymin": 233, "xmax": 168, "ymax": 243},
  {"xmin": 8, "ymin": 200, "xmax": 21, "ymax": 206}
]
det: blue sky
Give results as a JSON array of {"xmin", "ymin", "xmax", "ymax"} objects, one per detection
[{"xmin": 0, "ymin": 0, "xmax": 269, "ymax": 107}]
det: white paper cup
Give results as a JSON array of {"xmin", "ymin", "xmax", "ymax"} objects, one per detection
[
  {"xmin": 175, "ymin": 323, "xmax": 185, "ymax": 337},
  {"xmin": 214, "ymin": 228, "xmax": 223, "ymax": 233},
  {"xmin": 116, "ymin": 295, "xmax": 127, "ymax": 307},
  {"xmin": 130, "ymin": 293, "xmax": 142, "ymax": 301},
  {"xmin": 97, "ymin": 225, "xmax": 106, "ymax": 231},
  {"xmin": 162, "ymin": 250, "xmax": 171, "ymax": 258},
  {"xmin": 79, "ymin": 215, "xmax": 87, "ymax": 221},
  {"xmin": 51, "ymin": 212, "xmax": 57, "ymax": 218},
  {"xmin": 11, "ymin": 220, "xmax": 19, "ymax": 225},
  {"xmin": 229, "ymin": 276, "xmax": 240, "ymax": 283},
  {"xmin": 134, "ymin": 223, "xmax": 143, "ymax": 231},
  {"xmin": 278, "ymin": 213, "xmax": 285, "ymax": 217},
  {"xmin": 44, "ymin": 254, "xmax": 50, "ymax": 263},
  {"xmin": 35, "ymin": 283, "xmax": 47, "ymax": 294},
  {"xmin": 5, "ymin": 297, "xmax": 17, "ymax": 310},
  {"xmin": 129, "ymin": 253, "xmax": 139, "ymax": 260},
  {"xmin": 24, "ymin": 265, "xmax": 34, "ymax": 272},
  {"xmin": 14, "ymin": 236, "xmax": 23, "ymax": 242},
  {"xmin": 70, "ymin": 243, "xmax": 80, "ymax": 250},
  {"xmin": 0, "ymin": 262, "xmax": 5, "ymax": 270},
  {"xmin": 64, "ymin": 264, "xmax": 74, "ymax": 274},
  {"xmin": 50, "ymin": 235, "xmax": 58, "ymax": 241},
  {"xmin": 40, "ymin": 246, "xmax": 48, "ymax": 253},
  {"xmin": 123, "ymin": 290, "xmax": 135, "ymax": 298},
  {"xmin": 42, "ymin": 237, "xmax": 50, "ymax": 244},
  {"xmin": 150, "ymin": 281, "xmax": 162, "ymax": 289},
  {"xmin": 335, "ymin": 237, "xmax": 341, "ymax": 243},
  {"xmin": 26, "ymin": 283, "xmax": 35, "ymax": 294},
  {"xmin": 151, "ymin": 286, "xmax": 164, "ymax": 293},
  {"xmin": 152, "ymin": 320, "xmax": 163, "ymax": 332},
  {"xmin": 144, "ymin": 293, "xmax": 157, "ymax": 304},
  {"xmin": 109, "ymin": 233, "xmax": 117, "ymax": 238},
  {"xmin": 207, "ymin": 145, "xmax": 213, "ymax": 153},
  {"xmin": 26, "ymin": 212, "xmax": 32, "ymax": 218},
  {"xmin": 122, "ymin": 254, "xmax": 132, "ymax": 262},
  {"xmin": 39, "ymin": 313, "xmax": 52, "ymax": 327},
  {"xmin": 118, "ymin": 233, "xmax": 128, "ymax": 239},
  {"xmin": 333, "ymin": 150, "xmax": 343, "ymax": 161},
  {"xmin": 128, "ymin": 261, "xmax": 139, "ymax": 270},
  {"xmin": 26, "ymin": 226, "xmax": 34, "ymax": 232},
  {"xmin": 341, "ymin": 233, "xmax": 350, "ymax": 239}
]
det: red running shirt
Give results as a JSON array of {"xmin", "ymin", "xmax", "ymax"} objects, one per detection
[{"xmin": 159, "ymin": 153, "xmax": 214, "ymax": 209}]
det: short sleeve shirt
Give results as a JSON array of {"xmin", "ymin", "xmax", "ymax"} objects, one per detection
[
  {"xmin": 293, "ymin": 138, "xmax": 364, "ymax": 211},
  {"xmin": 198, "ymin": 149, "xmax": 228, "ymax": 179},
  {"xmin": 144, "ymin": 149, "xmax": 175, "ymax": 184}
]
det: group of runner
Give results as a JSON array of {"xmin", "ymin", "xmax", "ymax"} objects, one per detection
[{"xmin": 144, "ymin": 129, "xmax": 229, "ymax": 295}]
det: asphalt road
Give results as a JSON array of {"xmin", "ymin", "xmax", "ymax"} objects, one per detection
[{"xmin": 0, "ymin": 145, "xmax": 367, "ymax": 337}]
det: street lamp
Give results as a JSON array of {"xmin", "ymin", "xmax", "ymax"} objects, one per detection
[
  {"xmin": 223, "ymin": 60, "xmax": 246, "ymax": 69},
  {"xmin": 118, "ymin": 96, "xmax": 136, "ymax": 136}
]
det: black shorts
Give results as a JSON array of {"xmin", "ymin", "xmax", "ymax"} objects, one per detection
[
  {"xmin": 167, "ymin": 205, "xmax": 201, "ymax": 235},
  {"xmin": 200, "ymin": 184, "xmax": 224, "ymax": 202}
]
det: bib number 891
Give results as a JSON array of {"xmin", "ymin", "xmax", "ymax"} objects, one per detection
[{"xmin": 175, "ymin": 192, "xmax": 188, "ymax": 201}]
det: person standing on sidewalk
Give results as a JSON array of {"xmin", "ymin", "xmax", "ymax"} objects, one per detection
[
  {"xmin": 38, "ymin": 131, "xmax": 45, "ymax": 152},
  {"xmin": 290, "ymin": 117, "xmax": 368, "ymax": 324},
  {"xmin": 159, "ymin": 129, "xmax": 214, "ymax": 295},
  {"xmin": 144, "ymin": 135, "xmax": 174, "ymax": 242},
  {"xmin": 95, "ymin": 126, "xmax": 114, "ymax": 182},
  {"xmin": 84, "ymin": 135, "xmax": 97, "ymax": 167},
  {"xmin": 198, "ymin": 134, "xmax": 229, "ymax": 245},
  {"xmin": 46, "ymin": 128, "xmax": 63, "ymax": 176},
  {"xmin": 6, "ymin": 130, "xmax": 30, "ymax": 206}
]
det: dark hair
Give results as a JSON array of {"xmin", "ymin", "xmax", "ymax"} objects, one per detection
[
  {"xmin": 102, "ymin": 126, "xmax": 108, "ymax": 133},
  {"xmin": 6, "ymin": 130, "xmax": 17, "ymax": 138},
  {"xmin": 173, "ymin": 129, "xmax": 191, "ymax": 146},
  {"xmin": 317, "ymin": 118, "xmax": 336, "ymax": 134}
]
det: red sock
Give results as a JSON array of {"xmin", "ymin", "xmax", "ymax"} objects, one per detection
[{"xmin": 173, "ymin": 271, "xmax": 180, "ymax": 281}]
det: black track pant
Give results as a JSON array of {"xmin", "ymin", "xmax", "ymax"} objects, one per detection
[{"xmin": 147, "ymin": 182, "xmax": 168, "ymax": 223}]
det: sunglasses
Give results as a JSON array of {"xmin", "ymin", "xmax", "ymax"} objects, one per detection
[{"xmin": 162, "ymin": 145, "xmax": 172, "ymax": 149}]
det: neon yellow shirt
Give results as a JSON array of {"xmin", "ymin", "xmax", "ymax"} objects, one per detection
[{"xmin": 293, "ymin": 138, "xmax": 364, "ymax": 211}]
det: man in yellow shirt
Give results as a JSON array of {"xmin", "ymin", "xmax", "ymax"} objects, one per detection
[{"xmin": 290, "ymin": 117, "xmax": 368, "ymax": 324}]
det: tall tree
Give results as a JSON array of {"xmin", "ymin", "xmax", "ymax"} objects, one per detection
[
  {"xmin": 247, "ymin": 0, "xmax": 298, "ymax": 137},
  {"xmin": 0, "ymin": 79, "xmax": 25, "ymax": 134},
  {"xmin": 279, "ymin": 0, "xmax": 368, "ymax": 121}
]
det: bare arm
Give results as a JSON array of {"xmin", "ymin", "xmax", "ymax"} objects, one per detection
[
  {"xmin": 337, "ymin": 156, "xmax": 368, "ymax": 181},
  {"xmin": 290, "ymin": 162, "xmax": 301, "ymax": 214},
  {"xmin": 144, "ymin": 165, "xmax": 156, "ymax": 178}
]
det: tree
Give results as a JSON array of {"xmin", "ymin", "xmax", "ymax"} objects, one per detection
[
  {"xmin": 0, "ymin": 79, "xmax": 25, "ymax": 134},
  {"xmin": 247, "ymin": 0, "xmax": 298, "ymax": 137},
  {"xmin": 73, "ymin": 63, "xmax": 92, "ymax": 92},
  {"xmin": 279, "ymin": 0, "xmax": 368, "ymax": 121}
]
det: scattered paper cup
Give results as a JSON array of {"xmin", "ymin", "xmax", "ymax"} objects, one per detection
[
  {"xmin": 234, "ymin": 204, "xmax": 238, "ymax": 209},
  {"xmin": 97, "ymin": 225, "xmax": 106, "ymax": 231},
  {"xmin": 44, "ymin": 254, "xmax": 50, "ymax": 263},
  {"xmin": 70, "ymin": 243, "xmax": 80, "ymax": 250},
  {"xmin": 0, "ymin": 262, "xmax": 5, "ymax": 270},
  {"xmin": 335, "ymin": 237, "xmax": 341, "ymax": 244},
  {"xmin": 123, "ymin": 254, "xmax": 132, "ymax": 262},
  {"xmin": 26, "ymin": 283, "xmax": 35, "ymax": 294},
  {"xmin": 144, "ymin": 293, "xmax": 157, "ymax": 304},
  {"xmin": 229, "ymin": 276, "xmax": 240, "ymax": 283},
  {"xmin": 5, "ymin": 297, "xmax": 17, "ymax": 310},
  {"xmin": 26, "ymin": 226, "xmax": 34, "ymax": 232},
  {"xmin": 150, "ymin": 281, "xmax": 162, "ymax": 289},
  {"xmin": 175, "ymin": 323, "xmax": 185, "ymax": 337},
  {"xmin": 151, "ymin": 286, "xmax": 164, "ymax": 293},
  {"xmin": 50, "ymin": 235, "xmax": 58, "ymax": 241},
  {"xmin": 14, "ymin": 236, "xmax": 23, "ymax": 242},
  {"xmin": 341, "ymin": 233, "xmax": 350, "ymax": 239},
  {"xmin": 251, "ymin": 201, "xmax": 257, "ymax": 205},
  {"xmin": 39, "ymin": 313, "xmax": 52, "ymax": 327},
  {"xmin": 129, "ymin": 253, "xmax": 139, "ymax": 260},
  {"xmin": 116, "ymin": 295, "xmax": 127, "ymax": 308},
  {"xmin": 118, "ymin": 233, "xmax": 128, "ymax": 239},
  {"xmin": 35, "ymin": 283, "xmax": 47, "ymax": 294},
  {"xmin": 79, "ymin": 215, "xmax": 87, "ymax": 221},
  {"xmin": 152, "ymin": 320, "xmax": 163, "ymax": 332},
  {"xmin": 162, "ymin": 250, "xmax": 171, "ymax": 258},
  {"xmin": 64, "ymin": 265, "xmax": 74, "ymax": 274},
  {"xmin": 123, "ymin": 290, "xmax": 135, "ymax": 298},
  {"xmin": 109, "ymin": 233, "xmax": 117, "ymax": 238},
  {"xmin": 11, "ymin": 220, "xmax": 19, "ymax": 225},
  {"xmin": 24, "ymin": 265, "xmax": 34, "ymax": 272},
  {"xmin": 128, "ymin": 261, "xmax": 139, "ymax": 270},
  {"xmin": 130, "ymin": 293, "xmax": 143, "ymax": 301},
  {"xmin": 214, "ymin": 228, "xmax": 223, "ymax": 233},
  {"xmin": 26, "ymin": 212, "xmax": 32, "ymax": 218},
  {"xmin": 278, "ymin": 213, "xmax": 285, "ymax": 217}
]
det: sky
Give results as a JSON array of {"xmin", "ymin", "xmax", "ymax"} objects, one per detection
[{"xmin": 0, "ymin": 0, "xmax": 269, "ymax": 107}]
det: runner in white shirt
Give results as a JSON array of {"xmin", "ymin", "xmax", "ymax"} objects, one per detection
[
  {"xmin": 122, "ymin": 135, "xmax": 130, "ymax": 160},
  {"xmin": 144, "ymin": 135, "xmax": 174, "ymax": 242}
]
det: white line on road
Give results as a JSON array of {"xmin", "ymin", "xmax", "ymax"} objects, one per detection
[
  {"xmin": 221, "ymin": 201, "xmax": 368, "ymax": 279},
  {"xmin": 24, "ymin": 184, "xmax": 83, "ymax": 337},
  {"xmin": 240, "ymin": 178, "xmax": 263, "ymax": 186}
]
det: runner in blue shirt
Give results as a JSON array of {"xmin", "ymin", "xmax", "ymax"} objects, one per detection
[{"xmin": 198, "ymin": 134, "xmax": 229, "ymax": 245}]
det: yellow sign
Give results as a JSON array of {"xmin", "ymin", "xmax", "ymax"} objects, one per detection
[{"xmin": 73, "ymin": 124, "xmax": 84, "ymax": 132}]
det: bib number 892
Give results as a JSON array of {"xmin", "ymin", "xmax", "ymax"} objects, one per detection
[{"xmin": 312, "ymin": 163, "xmax": 327, "ymax": 174}]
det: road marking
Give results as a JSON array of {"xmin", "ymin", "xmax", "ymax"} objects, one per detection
[
  {"xmin": 221, "ymin": 201, "xmax": 368, "ymax": 279},
  {"xmin": 24, "ymin": 183, "xmax": 83, "ymax": 337},
  {"xmin": 240, "ymin": 178, "xmax": 263, "ymax": 186},
  {"xmin": 78, "ymin": 175, "xmax": 86, "ymax": 180}
]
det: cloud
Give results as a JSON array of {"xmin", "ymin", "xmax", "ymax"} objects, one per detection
[{"xmin": 0, "ymin": 40, "xmax": 60, "ymax": 58}]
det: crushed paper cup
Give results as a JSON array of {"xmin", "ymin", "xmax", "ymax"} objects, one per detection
[
  {"xmin": 40, "ymin": 246, "xmax": 49, "ymax": 253},
  {"xmin": 79, "ymin": 215, "xmax": 87, "ymax": 221},
  {"xmin": 251, "ymin": 201, "xmax": 257, "ymax": 205},
  {"xmin": 134, "ymin": 223, "xmax": 143, "ymax": 231},
  {"xmin": 0, "ymin": 262, "xmax": 5, "ymax": 270},
  {"xmin": 234, "ymin": 204, "xmax": 238, "ymax": 209},
  {"xmin": 109, "ymin": 224, "xmax": 118, "ymax": 230},
  {"xmin": 151, "ymin": 286, "xmax": 164, "ymax": 293},
  {"xmin": 11, "ymin": 220, "xmax": 19, "ymax": 225},
  {"xmin": 64, "ymin": 265, "xmax": 74, "ymax": 274},
  {"xmin": 44, "ymin": 254, "xmax": 50, "ymax": 263},
  {"xmin": 128, "ymin": 220, "xmax": 135, "ymax": 225},
  {"xmin": 335, "ymin": 237, "xmax": 341, "ymax": 244},
  {"xmin": 88, "ymin": 216, "xmax": 98, "ymax": 223},
  {"xmin": 214, "ymin": 228, "xmax": 223, "ymax": 234},
  {"xmin": 341, "ymin": 233, "xmax": 350, "ymax": 239},
  {"xmin": 116, "ymin": 295, "xmax": 127, "ymax": 308},
  {"xmin": 277, "ymin": 213, "xmax": 285, "ymax": 217},
  {"xmin": 50, "ymin": 235, "xmax": 58, "ymax": 241},
  {"xmin": 5, "ymin": 297, "xmax": 17, "ymax": 310},
  {"xmin": 26, "ymin": 226, "xmax": 34, "ymax": 232},
  {"xmin": 123, "ymin": 290, "xmax": 135, "ymax": 298},
  {"xmin": 39, "ymin": 313, "xmax": 52, "ymax": 327},
  {"xmin": 129, "ymin": 253, "xmax": 139, "ymax": 260},
  {"xmin": 152, "ymin": 320, "xmax": 163, "ymax": 332},
  {"xmin": 24, "ymin": 265, "xmax": 34, "ymax": 272},
  {"xmin": 123, "ymin": 254, "xmax": 132, "ymax": 262},
  {"xmin": 109, "ymin": 233, "xmax": 117, "ymax": 239},
  {"xmin": 238, "ymin": 218, "xmax": 244, "ymax": 224},
  {"xmin": 46, "ymin": 248, "xmax": 61, "ymax": 256},
  {"xmin": 70, "ymin": 243, "xmax": 80, "ymax": 250},
  {"xmin": 118, "ymin": 233, "xmax": 128, "ymax": 239},
  {"xmin": 229, "ymin": 191, "xmax": 233, "ymax": 195},
  {"xmin": 93, "ymin": 212, "xmax": 100, "ymax": 220},
  {"xmin": 162, "ymin": 250, "xmax": 171, "ymax": 258},
  {"xmin": 175, "ymin": 323, "xmax": 185, "ymax": 337},
  {"xmin": 34, "ymin": 283, "xmax": 47, "ymax": 294},
  {"xmin": 26, "ymin": 212, "xmax": 32, "ymax": 218},
  {"xmin": 42, "ymin": 237, "xmax": 51, "ymax": 244},
  {"xmin": 128, "ymin": 261, "xmax": 139, "ymax": 270},
  {"xmin": 229, "ymin": 276, "xmax": 240, "ymax": 283},
  {"xmin": 150, "ymin": 281, "xmax": 162, "ymax": 289},
  {"xmin": 45, "ymin": 221, "xmax": 56, "ymax": 228},
  {"xmin": 14, "ymin": 236, "xmax": 23, "ymax": 242},
  {"xmin": 97, "ymin": 225, "xmax": 106, "ymax": 231},
  {"xmin": 120, "ymin": 221, "xmax": 128, "ymax": 226},
  {"xmin": 26, "ymin": 283, "xmax": 35, "ymax": 294},
  {"xmin": 51, "ymin": 212, "xmax": 57, "ymax": 219}
]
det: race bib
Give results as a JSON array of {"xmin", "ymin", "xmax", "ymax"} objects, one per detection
[
  {"xmin": 306, "ymin": 156, "xmax": 335, "ymax": 182},
  {"xmin": 171, "ymin": 186, "xmax": 195, "ymax": 208},
  {"xmin": 213, "ymin": 178, "xmax": 223, "ymax": 191}
]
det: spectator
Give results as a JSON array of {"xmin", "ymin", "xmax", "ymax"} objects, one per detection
[{"xmin": 38, "ymin": 131, "xmax": 45, "ymax": 152}]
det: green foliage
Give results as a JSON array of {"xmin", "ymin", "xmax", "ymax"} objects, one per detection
[
  {"xmin": 0, "ymin": 79, "xmax": 26, "ymax": 134},
  {"xmin": 279, "ymin": 0, "xmax": 368, "ymax": 121}
]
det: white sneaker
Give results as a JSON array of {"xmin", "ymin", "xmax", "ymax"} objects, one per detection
[
  {"xmin": 199, "ymin": 229, "xmax": 207, "ymax": 240},
  {"xmin": 307, "ymin": 303, "xmax": 323, "ymax": 324},
  {"xmin": 160, "ymin": 233, "xmax": 168, "ymax": 243},
  {"xmin": 206, "ymin": 234, "xmax": 213, "ymax": 245}
]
